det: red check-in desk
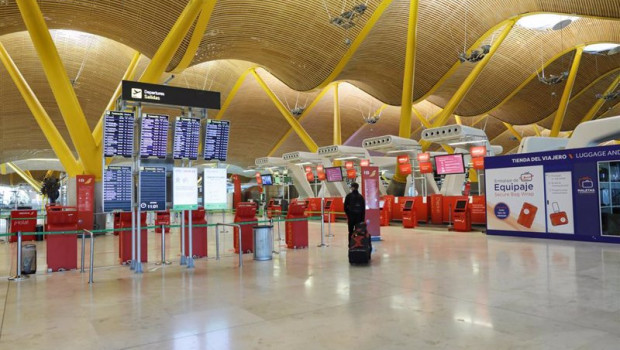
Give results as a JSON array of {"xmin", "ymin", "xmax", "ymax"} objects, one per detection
[
  {"xmin": 46, "ymin": 206, "xmax": 78, "ymax": 271},
  {"xmin": 453, "ymin": 199, "xmax": 472, "ymax": 232},
  {"xmin": 379, "ymin": 195, "xmax": 394, "ymax": 226},
  {"xmin": 430, "ymin": 194, "xmax": 444, "ymax": 224},
  {"xmin": 183, "ymin": 208, "xmax": 207, "ymax": 258},
  {"xmin": 402, "ymin": 199, "xmax": 417, "ymax": 228},
  {"xmin": 155, "ymin": 210, "xmax": 170, "ymax": 233},
  {"xmin": 9, "ymin": 209, "xmax": 37, "ymax": 242},
  {"xmin": 234, "ymin": 203, "xmax": 256, "ymax": 254},
  {"xmin": 267, "ymin": 199, "xmax": 282, "ymax": 219},
  {"xmin": 118, "ymin": 212, "xmax": 147, "ymax": 264},
  {"xmin": 286, "ymin": 202, "xmax": 308, "ymax": 249}
]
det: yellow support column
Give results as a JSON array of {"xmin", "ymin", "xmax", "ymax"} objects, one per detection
[
  {"xmin": 7, "ymin": 162, "xmax": 42, "ymax": 191},
  {"xmin": 578, "ymin": 73, "xmax": 620, "ymax": 124},
  {"xmin": 16, "ymin": 0, "xmax": 97, "ymax": 174},
  {"xmin": 429, "ymin": 20, "xmax": 515, "ymax": 129},
  {"xmin": 399, "ymin": 0, "xmax": 419, "ymax": 139},
  {"xmin": 503, "ymin": 122, "xmax": 523, "ymax": 142},
  {"xmin": 170, "ymin": 0, "xmax": 218, "ymax": 73},
  {"xmin": 93, "ymin": 52, "xmax": 141, "ymax": 146},
  {"xmin": 0, "ymin": 40, "xmax": 82, "ymax": 176},
  {"xmin": 551, "ymin": 46, "xmax": 584, "ymax": 137},
  {"xmin": 455, "ymin": 116, "xmax": 462, "ymax": 125},
  {"xmin": 139, "ymin": 0, "xmax": 206, "ymax": 83},
  {"xmin": 268, "ymin": 84, "xmax": 333, "ymax": 156},
  {"xmin": 214, "ymin": 67, "xmax": 256, "ymax": 120},
  {"xmin": 251, "ymin": 69, "xmax": 318, "ymax": 152},
  {"xmin": 532, "ymin": 124, "xmax": 541, "ymax": 137},
  {"xmin": 333, "ymin": 83, "xmax": 341, "ymax": 145}
]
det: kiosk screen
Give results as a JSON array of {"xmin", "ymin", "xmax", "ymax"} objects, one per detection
[
  {"xmin": 403, "ymin": 201, "xmax": 413, "ymax": 210},
  {"xmin": 455, "ymin": 200, "xmax": 467, "ymax": 211}
]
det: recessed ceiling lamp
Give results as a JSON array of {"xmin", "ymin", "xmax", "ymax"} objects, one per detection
[
  {"xmin": 584, "ymin": 43, "xmax": 620, "ymax": 54},
  {"xmin": 517, "ymin": 14, "xmax": 579, "ymax": 31}
]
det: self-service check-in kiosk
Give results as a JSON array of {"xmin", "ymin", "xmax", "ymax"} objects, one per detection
[
  {"xmin": 118, "ymin": 212, "xmax": 148, "ymax": 264},
  {"xmin": 234, "ymin": 202, "xmax": 257, "ymax": 254},
  {"xmin": 286, "ymin": 201, "xmax": 308, "ymax": 249},
  {"xmin": 401, "ymin": 199, "xmax": 417, "ymax": 229},
  {"xmin": 323, "ymin": 198, "xmax": 335, "ymax": 223},
  {"xmin": 184, "ymin": 208, "xmax": 207, "ymax": 258},
  {"xmin": 46, "ymin": 206, "xmax": 78, "ymax": 271},
  {"xmin": 267, "ymin": 198, "xmax": 282, "ymax": 219},
  {"xmin": 453, "ymin": 199, "xmax": 471, "ymax": 232}
]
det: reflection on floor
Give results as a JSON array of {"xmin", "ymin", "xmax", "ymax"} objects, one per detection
[{"xmin": 1, "ymin": 221, "xmax": 620, "ymax": 349}]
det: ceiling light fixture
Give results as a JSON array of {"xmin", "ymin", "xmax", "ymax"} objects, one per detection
[
  {"xmin": 329, "ymin": 4, "xmax": 367, "ymax": 29},
  {"xmin": 517, "ymin": 14, "xmax": 578, "ymax": 31},
  {"xmin": 584, "ymin": 43, "xmax": 620, "ymax": 53},
  {"xmin": 459, "ymin": 44, "xmax": 491, "ymax": 63}
]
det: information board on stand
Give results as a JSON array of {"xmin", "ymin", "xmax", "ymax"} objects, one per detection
[
  {"xmin": 103, "ymin": 166, "xmax": 132, "ymax": 212},
  {"xmin": 140, "ymin": 167, "xmax": 166, "ymax": 211},
  {"xmin": 103, "ymin": 111, "xmax": 134, "ymax": 158},
  {"xmin": 203, "ymin": 168, "xmax": 227, "ymax": 210},
  {"xmin": 173, "ymin": 167, "xmax": 198, "ymax": 210},
  {"xmin": 204, "ymin": 119, "xmax": 230, "ymax": 161},
  {"xmin": 173, "ymin": 117, "xmax": 200, "ymax": 160},
  {"xmin": 140, "ymin": 114, "xmax": 169, "ymax": 158}
]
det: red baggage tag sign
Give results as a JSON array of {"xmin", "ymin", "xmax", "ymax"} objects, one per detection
[
  {"xmin": 397, "ymin": 155, "xmax": 412, "ymax": 175},
  {"xmin": 360, "ymin": 159, "xmax": 370, "ymax": 167},
  {"xmin": 417, "ymin": 152, "xmax": 430, "ymax": 162},
  {"xmin": 419, "ymin": 162, "xmax": 433, "ymax": 174},
  {"xmin": 472, "ymin": 157, "xmax": 485, "ymax": 170},
  {"xmin": 470, "ymin": 146, "xmax": 486, "ymax": 158},
  {"xmin": 346, "ymin": 168, "xmax": 357, "ymax": 179}
]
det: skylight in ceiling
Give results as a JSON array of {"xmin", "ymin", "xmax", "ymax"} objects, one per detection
[
  {"xmin": 516, "ymin": 14, "xmax": 579, "ymax": 31},
  {"xmin": 584, "ymin": 43, "xmax": 620, "ymax": 53}
]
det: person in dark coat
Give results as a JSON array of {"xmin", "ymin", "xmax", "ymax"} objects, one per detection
[{"xmin": 344, "ymin": 182, "xmax": 365, "ymax": 243}]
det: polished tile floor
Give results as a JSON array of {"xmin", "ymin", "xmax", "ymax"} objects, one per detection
[{"xmin": 1, "ymin": 219, "xmax": 620, "ymax": 350}]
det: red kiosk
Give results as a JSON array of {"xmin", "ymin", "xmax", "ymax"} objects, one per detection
[
  {"xmin": 453, "ymin": 199, "xmax": 472, "ymax": 232},
  {"xmin": 234, "ymin": 202, "xmax": 257, "ymax": 254},
  {"xmin": 155, "ymin": 210, "xmax": 170, "ymax": 233},
  {"xmin": 286, "ymin": 201, "xmax": 308, "ymax": 248},
  {"xmin": 9, "ymin": 209, "xmax": 37, "ymax": 242},
  {"xmin": 379, "ymin": 195, "xmax": 394, "ymax": 226},
  {"xmin": 266, "ymin": 198, "xmax": 282, "ymax": 219},
  {"xmin": 183, "ymin": 208, "xmax": 207, "ymax": 258},
  {"xmin": 118, "ymin": 212, "xmax": 147, "ymax": 264},
  {"xmin": 401, "ymin": 199, "xmax": 417, "ymax": 228},
  {"xmin": 46, "ymin": 206, "xmax": 78, "ymax": 271}
]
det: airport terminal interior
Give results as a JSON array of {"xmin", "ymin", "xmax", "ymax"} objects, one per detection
[{"xmin": 0, "ymin": 0, "xmax": 620, "ymax": 349}]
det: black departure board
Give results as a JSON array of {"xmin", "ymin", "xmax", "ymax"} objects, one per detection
[
  {"xmin": 103, "ymin": 111, "xmax": 134, "ymax": 158},
  {"xmin": 103, "ymin": 166, "xmax": 132, "ymax": 212},
  {"xmin": 140, "ymin": 167, "xmax": 166, "ymax": 211},
  {"xmin": 173, "ymin": 117, "xmax": 200, "ymax": 160},
  {"xmin": 140, "ymin": 114, "xmax": 169, "ymax": 158},
  {"xmin": 204, "ymin": 119, "xmax": 230, "ymax": 161}
]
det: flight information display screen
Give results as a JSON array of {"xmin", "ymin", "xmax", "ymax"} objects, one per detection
[
  {"xmin": 140, "ymin": 167, "xmax": 166, "ymax": 211},
  {"xmin": 103, "ymin": 111, "xmax": 134, "ymax": 158},
  {"xmin": 173, "ymin": 117, "xmax": 200, "ymax": 160},
  {"xmin": 140, "ymin": 114, "xmax": 169, "ymax": 158},
  {"xmin": 103, "ymin": 166, "xmax": 132, "ymax": 212},
  {"xmin": 204, "ymin": 119, "xmax": 230, "ymax": 161}
]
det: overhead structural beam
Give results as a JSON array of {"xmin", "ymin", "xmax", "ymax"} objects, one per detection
[
  {"xmin": 215, "ymin": 67, "xmax": 256, "ymax": 120},
  {"xmin": 398, "ymin": 0, "xmax": 419, "ymax": 138},
  {"xmin": 503, "ymin": 122, "xmax": 522, "ymax": 142},
  {"xmin": 550, "ymin": 46, "xmax": 584, "ymax": 137},
  {"xmin": 0, "ymin": 40, "xmax": 82, "ymax": 176},
  {"xmin": 251, "ymin": 69, "xmax": 318, "ymax": 152},
  {"xmin": 455, "ymin": 116, "xmax": 463, "ymax": 125},
  {"xmin": 268, "ymin": 84, "xmax": 334, "ymax": 156},
  {"xmin": 333, "ymin": 83, "xmax": 342, "ymax": 145},
  {"xmin": 314, "ymin": 0, "xmax": 393, "ymax": 89},
  {"xmin": 93, "ymin": 51, "xmax": 141, "ymax": 147},
  {"xmin": 533, "ymin": 124, "xmax": 541, "ymax": 136},
  {"xmin": 170, "ymin": 0, "xmax": 218, "ymax": 73},
  {"xmin": 429, "ymin": 20, "xmax": 515, "ymax": 129},
  {"xmin": 16, "ymin": 0, "xmax": 98, "ymax": 175},
  {"xmin": 139, "ymin": 0, "xmax": 206, "ymax": 83},
  {"xmin": 579, "ymin": 73, "xmax": 620, "ymax": 125},
  {"xmin": 6, "ymin": 162, "xmax": 42, "ymax": 191}
]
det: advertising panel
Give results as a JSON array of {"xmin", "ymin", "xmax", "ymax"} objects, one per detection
[
  {"xmin": 172, "ymin": 167, "xmax": 198, "ymax": 210},
  {"xmin": 485, "ymin": 145, "xmax": 620, "ymax": 243},
  {"xmin": 204, "ymin": 168, "xmax": 227, "ymax": 210}
]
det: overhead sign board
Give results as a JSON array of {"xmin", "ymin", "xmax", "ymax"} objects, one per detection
[
  {"xmin": 122, "ymin": 80, "xmax": 221, "ymax": 109},
  {"xmin": 140, "ymin": 167, "xmax": 166, "ymax": 211},
  {"xmin": 103, "ymin": 166, "xmax": 132, "ymax": 212},
  {"xmin": 204, "ymin": 120, "xmax": 230, "ymax": 161},
  {"xmin": 173, "ymin": 117, "xmax": 200, "ymax": 160},
  {"xmin": 103, "ymin": 111, "xmax": 134, "ymax": 158},
  {"xmin": 140, "ymin": 114, "xmax": 169, "ymax": 158}
]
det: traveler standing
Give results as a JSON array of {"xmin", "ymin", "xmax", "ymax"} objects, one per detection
[{"xmin": 344, "ymin": 182, "xmax": 365, "ymax": 243}]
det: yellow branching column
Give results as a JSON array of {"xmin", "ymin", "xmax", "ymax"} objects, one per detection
[
  {"xmin": 551, "ymin": 46, "xmax": 584, "ymax": 137},
  {"xmin": 333, "ymin": 83, "xmax": 342, "ymax": 145}
]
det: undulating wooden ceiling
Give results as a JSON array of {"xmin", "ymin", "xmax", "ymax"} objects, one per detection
[{"xmin": 0, "ymin": 0, "xmax": 618, "ymax": 174}]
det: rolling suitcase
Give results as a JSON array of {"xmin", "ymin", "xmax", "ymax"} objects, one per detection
[
  {"xmin": 22, "ymin": 244, "xmax": 37, "ymax": 274},
  {"xmin": 348, "ymin": 227, "xmax": 371, "ymax": 264}
]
